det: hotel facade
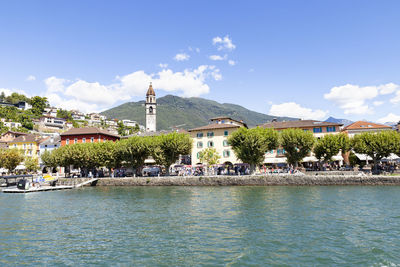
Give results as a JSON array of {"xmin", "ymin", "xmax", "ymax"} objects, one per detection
[{"xmin": 188, "ymin": 117, "xmax": 247, "ymax": 166}]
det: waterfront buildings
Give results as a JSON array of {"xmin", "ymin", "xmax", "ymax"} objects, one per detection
[
  {"xmin": 38, "ymin": 135, "xmax": 61, "ymax": 169},
  {"xmin": 342, "ymin": 121, "xmax": 392, "ymax": 137},
  {"xmin": 260, "ymin": 119, "xmax": 343, "ymax": 165},
  {"xmin": 9, "ymin": 134, "xmax": 41, "ymax": 159},
  {"xmin": 60, "ymin": 127, "xmax": 120, "ymax": 146},
  {"xmin": 189, "ymin": 117, "xmax": 247, "ymax": 166},
  {"xmin": 145, "ymin": 83, "xmax": 157, "ymax": 132}
]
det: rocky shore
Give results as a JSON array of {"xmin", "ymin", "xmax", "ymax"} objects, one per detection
[{"xmin": 59, "ymin": 173, "xmax": 400, "ymax": 186}]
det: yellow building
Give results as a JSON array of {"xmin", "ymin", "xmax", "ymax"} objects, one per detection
[
  {"xmin": 8, "ymin": 134, "xmax": 41, "ymax": 158},
  {"xmin": 188, "ymin": 117, "xmax": 247, "ymax": 166}
]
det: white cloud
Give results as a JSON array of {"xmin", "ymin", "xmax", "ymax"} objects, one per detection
[
  {"xmin": 379, "ymin": 83, "xmax": 398, "ymax": 95},
  {"xmin": 390, "ymin": 90, "xmax": 400, "ymax": 104},
  {"xmin": 0, "ymin": 88, "xmax": 13, "ymax": 96},
  {"xmin": 324, "ymin": 84, "xmax": 378, "ymax": 115},
  {"xmin": 209, "ymin": 54, "xmax": 227, "ymax": 61},
  {"xmin": 0, "ymin": 88, "xmax": 29, "ymax": 97},
  {"xmin": 212, "ymin": 35, "xmax": 236, "ymax": 51},
  {"xmin": 325, "ymin": 83, "xmax": 400, "ymax": 114},
  {"xmin": 377, "ymin": 113, "xmax": 400, "ymax": 124},
  {"xmin": 44, "ymin": 66, "xmax": 221, "ymax": 112},
  {"xmin": 26, "ymin": 75, "xmax": 36, "ymax": 81},
  {"xmin": 44, "ymin": 76, "xmax": 67, "ymax": 93},
  {"xmin": 228, "ymin": 60, "xmax": 236, "ymax": 66},
  {"xmin": 159, "ymin": 63, "xmax": 168, "ymax": 69},
  {"xmin": 174, "ymin": 53, "xmax": 190, "ymax": 61},
  {"xmin": 373, "ymin": 101, "xmax": 384, "ymax": 106},
  {"xmin": 269, "ymin": 102, "xmax": 327, "ymax": 120}
]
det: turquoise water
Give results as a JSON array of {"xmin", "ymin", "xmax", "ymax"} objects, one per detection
[{"xmin": 1, "ymin": 186, "xmax": 400, "ymax": 266}]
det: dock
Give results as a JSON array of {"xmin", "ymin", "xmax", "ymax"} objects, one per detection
[{"xmin": 2, "ymin": 178, "xmax": 98, "ymax": 194}]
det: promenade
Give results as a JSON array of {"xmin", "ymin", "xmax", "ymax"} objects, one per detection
[{"xmin": 60, "ymin": 173, "xmax": 400, "ymax": 186}]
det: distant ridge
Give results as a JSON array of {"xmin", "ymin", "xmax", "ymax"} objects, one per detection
[
  {"xmin": 324, "ymin": 116, "xmax": 353, "ymax": 127},
  {"xmin": 101, "ymin": 95, "xmax": 296, "ymax": 130}
]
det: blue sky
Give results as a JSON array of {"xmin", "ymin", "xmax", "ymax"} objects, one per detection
[{"xmin": 1, "ymin": 0, "xmax": 400, "ymax": 123}]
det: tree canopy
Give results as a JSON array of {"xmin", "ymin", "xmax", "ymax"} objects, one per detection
[
  {"xmin": 229, "ymin": 127, "xmax": 279, "ymax": 173},
  {"xmin": 280, "ymin": 128, "xmax": 315, "ymax": 167},
  {"xmin": 352, "ymin": 131, "xmax": 400, "ymax": 171}
]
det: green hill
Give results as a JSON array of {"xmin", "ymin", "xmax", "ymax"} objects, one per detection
[{"xmin": 101, "ymin": 95, "xmax": 295, "ymax": 130}]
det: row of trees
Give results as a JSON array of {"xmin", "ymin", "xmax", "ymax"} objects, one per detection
[
  {"xmin": 0, "ymin": 149, "xmax": 39, "ymax": 174},
  {"xmin": 228, "ymin": 127, "xmax": 400, "ymax": 173},
  {"xmin": 41, "ymin": 132, "xmax": 192, "ymax": 176}
]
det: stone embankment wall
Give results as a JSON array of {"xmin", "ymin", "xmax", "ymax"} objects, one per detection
[{"xmin": 59, "ymin": 174, "xmax": 400, "ymax": 186}]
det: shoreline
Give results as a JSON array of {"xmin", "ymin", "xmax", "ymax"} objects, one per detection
[{"xmin": 59, "ymin": 174, "xmax": 400, "ymax": 186}]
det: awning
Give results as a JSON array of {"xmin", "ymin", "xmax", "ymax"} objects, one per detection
[
  {"xmin": 302, "ymin": 156, "xmax": 318, "ymax": 162},
  {"xmin": 264, "ymin": 157, "xmax": 287, "ymax": 164},
  {"xmin": 382, "ymin": 153, "xmax": 400, "ymax": 161},
  {"xmin": 332, "ymin": 155, "xmax": 344, "ymax": 161},
  {"xmin": 354, "ymin": 153, "xmax": 372, "ymax": 161}
]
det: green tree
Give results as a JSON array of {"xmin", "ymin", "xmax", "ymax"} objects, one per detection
[
  {"xmin": 3, "ymin": 149, "xmax": 25, "ymax": 173},
  {"xmin": 30, "ymin": 96, "xmax": 48, "ymax": 116},
  {"xmin": 353, "ymin": 131, "xmax": 400, "ymax": 173},
  {"xmin": 313, "ymin": 134, "xmax": 341, "ymax": 164},
  {"xmin": 57, "ymin": 109, "xmax": 73, "ymax": 121},
  {"xmin": 150, "ymin": 132, "xmax": 192, "ymax": 175},
  {"xmin": 41, "ymin": 150, "xmax": 59, "ymax": 172},
  {"xmin": 229, "ymin": 127, "xmax": 279, "ymax": 174},
  {"xmin": 117, "ymin": 121, "xmax": 126, "ymax": 136},
  {"xmin": 198, "ymin": 148, "xmax": 221, "ymax": 166},
  {"xmin": 280, "ymin": 128, "xmax": 315, "ymax": 168},
  {"xmin": 116, "ymin": 136, "xmax": 152, "ymax": 175},
  {"xmin": 24, "ymin": 157, "xmax": 39, "ymax": 173}
]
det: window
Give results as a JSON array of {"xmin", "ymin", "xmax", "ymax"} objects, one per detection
[
  {"xmin": 277, "ymin": 149, "xmax": 286, "ymax": 155},
  {"xmin": 66, "ymin": 139, "xmax": 69, "ymax": 145},
  {"xmin": 223, "ymin": 140, "xmax": 229, "ymax": 147},
  {"xmin": 313, "ymin": 127, "xmax": 322, "ymax": 133},
  {"xmin": 197, "ymin": 141, "xmax": 203, "ymax": 148},
  {"xmin": 208, "ymin": 141, "xmax": 214, "ymax": 147},
  {"xmin": 82, "ymin": 138, "xmax": 86, "ymax": 143},
  {"xmin": 197, "ymin": 152, "xmax": 200, "ymax": 159},
  {"xmin": 223, "ymin": 150, "xmax": 231, "ymax": 158},
  {"xmin": 197, "ymin": 132, "xmax": 203, "ymax": 138},
  {"xmin": 224, "ymin": 130, "xmax": 229, "ymax": 136},
  {"xmin": 91, "ymin": 137, "xmax": 94, "ymax": 143},
  {"xmin": 207, "ymin": 132, "xmax": 214, "ymax": 137},
  {"xmin": 327, "ymin": 126, "xmax": 336, "ymax": 132}
]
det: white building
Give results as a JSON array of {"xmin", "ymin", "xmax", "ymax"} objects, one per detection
[
  {"xmin": 122, "ymin": 119, "xmax": 138, "ymax": 127},
  {"xmin": 40, "ymin": 116, "xmax": 66, "ymax": 129},
  {"xmin": 38, "ymin": 135, "xmax": 61, "ymax": 170},
  {"xmin": 189, "ymin": 117, "xmax": 248, "ymax": 166}
]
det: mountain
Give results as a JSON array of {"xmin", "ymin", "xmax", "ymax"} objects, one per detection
[
  {"xmin": 324, "ymin": 116, "xmax": 353, "ymax": 127},
  {"xmin": 101, "ymin": 95, "xmax": 296, "ymax": 130}
]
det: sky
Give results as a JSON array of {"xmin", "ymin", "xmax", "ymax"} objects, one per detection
[{"xmin": 1, "ymin": 0, "xmax": 400, "ymax": 123}]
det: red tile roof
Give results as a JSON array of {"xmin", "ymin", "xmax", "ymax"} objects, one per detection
[
  {"xmin": 60, "ymin": 127, "xmax": 120, "ymax": 138},
  {"xmin": 260, "ymin": 120, "xmax": 342, "ymax": 129},
  {"xmin": 342, "ymin": 121, "xmax": 392, "ymax": 131}
]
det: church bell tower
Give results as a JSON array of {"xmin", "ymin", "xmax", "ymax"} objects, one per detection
[{"xmin": 145, "ymin": 82, "xmax": 156, "ymax": 132}]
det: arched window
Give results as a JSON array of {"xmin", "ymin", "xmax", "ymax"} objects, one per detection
[
  {"xmin": 197, "ymin": 141, "xmax": 203, "ymax": 148},
  {"xmin": 149, "ymin": 106, "xmax": 153, "ymax": 114},
  {"xmin": 208, "ymin": 141, "xmax": 214, "ymax": 147},
  {"xmin": 223, "ymin": 140, "xmax": 229, "ymax": 147}
]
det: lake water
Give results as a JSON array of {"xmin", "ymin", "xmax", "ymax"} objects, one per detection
[{"xmin": 1, "ymin": 186, "xmax": 400, "ymax": 266}]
